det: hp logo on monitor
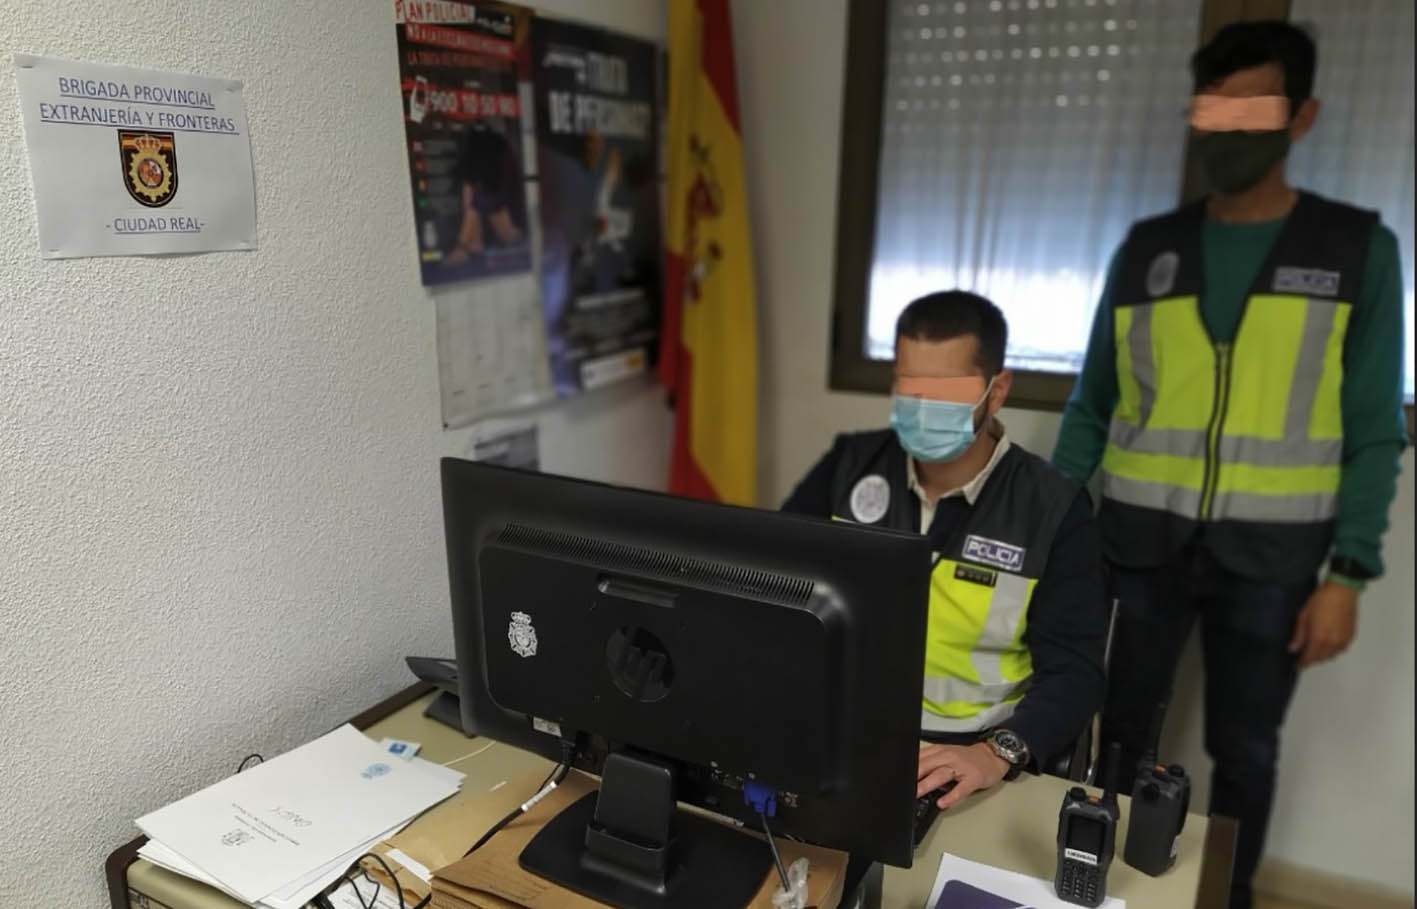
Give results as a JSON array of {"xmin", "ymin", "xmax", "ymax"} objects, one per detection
[{"xmin": 606, "ymin": 625, "xmax": 674, "ymax": 702}]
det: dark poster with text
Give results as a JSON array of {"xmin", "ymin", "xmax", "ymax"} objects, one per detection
[
  {"xmin": 396, "ymin": 0, "xmax": 532, "ymax": 285},
  {"xmin": 532, "ymin": 18, "xmax": 661, "ymax": 395}
]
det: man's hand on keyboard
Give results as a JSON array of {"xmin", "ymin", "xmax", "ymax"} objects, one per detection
[{"xmin": 917, "ymin": 743, "xmax": 1011, "ymax": 810}]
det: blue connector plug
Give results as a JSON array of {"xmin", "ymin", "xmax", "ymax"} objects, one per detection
[{"xmin": 743, "ymin": 779, "xmax": 777, "ymax": 818}]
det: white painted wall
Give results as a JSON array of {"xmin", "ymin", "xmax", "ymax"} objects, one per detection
[
  {"xmin": 734, "ymin": 0, "xmax": 1415, "ymax": 896},
  {"xmin": 0, "ymin": 1, "xmax": 668, "ymax": 904}
]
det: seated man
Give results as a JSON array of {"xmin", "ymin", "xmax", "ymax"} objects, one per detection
[{"xmin": 783, "ymin": 291, "xmax": 1108, "ymax": 809}]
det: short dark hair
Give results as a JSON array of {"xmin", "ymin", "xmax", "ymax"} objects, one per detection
[
  {"xmin": 1191, "ymin": 20, "xmax": 1317, "ymax": 110},
  {"xmin": 894, "ymin": 290, "xmax": 1007, "ymax": 376}
]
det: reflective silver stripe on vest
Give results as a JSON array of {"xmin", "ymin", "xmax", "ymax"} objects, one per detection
[
  {"xmin": 967, "ymin": 572, "xmax": 1030, "ymax": 690},
  {"xmin": 921, "ymin": 572, "xmax": 1031, "ymax": 719},
  {"xmin": 1284, "ymin": 299, "xmax": 1342, "ymax": 440},
  {"xmin": 922, "ymin": 674, "xmax": 1025, "ymax": 705},
  {"xmin": 1101, "ymin": 472, "xmax": 1202, "ymax": 517},
  {"xmin": 1108, "ymin": 422, "xmax": 1206, "ymax": 459},
  {"xmin": 1211, "ymin": 490, "xmax": 1338, "ymax": 523},
  {"xmin": 921, "ymin": 700, "xmax": 1018, "ymax": 734},
  {"xmin": 1128, "ymin": 303, "xmax": 1156, "ymax": 427},
  {"xmin": 1108, "ymin": 421, "xmax": 1344, "ymax": 465},
  {"xmin": 1222, "ymin": 436, "xmax": 1345, "ymax": 465},
  {"xmin": 1106, "ymin": 470, "xmax": 1338, "ymax": 523}
]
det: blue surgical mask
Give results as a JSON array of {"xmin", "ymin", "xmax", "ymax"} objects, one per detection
[{"xmin": 890, "ymin": 381, "xmax": 993, "ymax": 464}]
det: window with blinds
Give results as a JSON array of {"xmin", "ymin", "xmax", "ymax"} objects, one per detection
[
  {"xmin": 1285, "ymin": 0, "xmax": 1414, "ymax": 399},
  {"xmin": 865, "ymin": 0, "xmax": 1202, "ymax": 371},
  {"xmin": 855, "ymin": 0, "xmax": 1411, "ymax": 402}
]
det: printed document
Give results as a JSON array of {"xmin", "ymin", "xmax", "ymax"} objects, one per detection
[
  {"xmin": 136, "ymin": 724, "xmax": 458, "ymax": 903},
  {"xmin": 141, "ymin": 827, "xmax": 393, "ymax": 909}
]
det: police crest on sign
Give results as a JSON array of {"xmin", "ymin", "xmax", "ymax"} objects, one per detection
[{"xmin": 118, "ymin": 130, "xmax": 178, "ymax": 207}]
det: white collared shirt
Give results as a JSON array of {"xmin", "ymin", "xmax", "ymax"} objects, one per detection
[{"xmin": 905, "ymin": 424, "xmax": 1012, "ymax": 533}]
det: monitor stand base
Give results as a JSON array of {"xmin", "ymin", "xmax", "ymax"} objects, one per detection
[{"xmin": 519, "ymin": 753, "xmax": 773, "ymax": 908}]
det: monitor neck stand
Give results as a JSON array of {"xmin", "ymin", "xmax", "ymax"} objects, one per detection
[{"xmin": 518, "ymin": 751, "xmax": 774, "ymax": 908}]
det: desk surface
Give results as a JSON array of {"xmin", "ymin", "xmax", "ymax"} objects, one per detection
[
  {"xmin": 110, "ymin": 684, "xmax": 1235, "ymax": 909},
  {"xmin": 893, "ymin": 766, "xmax": 1219, "ymax": 908}
]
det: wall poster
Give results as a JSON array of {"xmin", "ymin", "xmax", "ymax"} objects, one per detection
[
  {"xmin": 395, "ymin": 0, "xmax": 533, "ymax": 286},
  {"xmin": 531, "ymin": 17, "xmax": 662, "ymax": 396}
]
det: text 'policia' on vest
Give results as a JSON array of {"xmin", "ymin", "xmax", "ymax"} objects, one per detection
[
  {"xmin": 826, "ymin": 430, "xmax": 1079, "ymax": 734},
  {"xmin": 1099, "ymin": 192, "xmax": 1376, "ymax": 582}
]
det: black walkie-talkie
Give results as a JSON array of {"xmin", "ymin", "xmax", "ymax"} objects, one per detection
[
  {"xmin": 1055, "ymin": 741, "xmax": 1121, "ymax": 907},
  {"xmin": 1124, "ymin": 701, "xmax": 1191, "ymax": 876}
]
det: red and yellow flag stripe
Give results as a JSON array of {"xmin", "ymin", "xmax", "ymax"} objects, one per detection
[{"xmin": 659, "ymin": 0, "xmax": 759, "ymax": 506}]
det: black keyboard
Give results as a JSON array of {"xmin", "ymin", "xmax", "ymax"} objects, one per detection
[{"xmin": 913, "ymin": 781, "xmax": 957, "ymax": 847}]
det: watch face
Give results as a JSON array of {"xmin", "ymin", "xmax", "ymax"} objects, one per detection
[{"xmin": 993, "ymin": 730, "xmax": 1025, "ymax": 758}]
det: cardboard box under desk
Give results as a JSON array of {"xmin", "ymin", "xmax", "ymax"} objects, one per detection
[{"xmin": 428, "ymin": 767, "xmax": 847, "ymax": 909}]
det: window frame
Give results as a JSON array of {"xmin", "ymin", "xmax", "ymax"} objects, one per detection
[{"xmin": 827, "ymin": 0, "xmax": 1294, "ymax": 413}]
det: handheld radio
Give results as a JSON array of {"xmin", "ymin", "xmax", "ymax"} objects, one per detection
[
  {"xmin": 1054, "ymin": 742, "xmax": 1121, "ymax": 907},
  {"xmin": 1123, "ymin": 701, "xmax": 1191, "ymax": 876}
]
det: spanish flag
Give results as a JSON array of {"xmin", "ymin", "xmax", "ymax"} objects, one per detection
[{"xmin": 659, "ymin": 0, "xmax": 758, "ymax": 506}]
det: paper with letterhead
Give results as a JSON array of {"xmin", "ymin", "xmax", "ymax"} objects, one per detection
[
  {"xmin": 139, "ymin": 754, "xmax": 460, "ymax": 908},
  {"xmin": 136, "ymin": 724, "xmax": 458, "ymax": 903},
  {"xmin": 11, "ymin": 53, "xmax": 256, "ymax": 258},
  {"xmin": 137, "ymin": 840, "xmax": 245, "ymax": 902},
  {"xmin": 143, "ymin": 826, "xmax": 398, "ymax": 909}
]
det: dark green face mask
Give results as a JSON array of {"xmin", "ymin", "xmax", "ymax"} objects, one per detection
[{"xmin": 1194, "ymin": 130, "xmax": 1291, "ymax": 194}]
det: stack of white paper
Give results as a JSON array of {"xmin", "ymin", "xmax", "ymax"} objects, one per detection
[{"xmin": 135, "ymin": 724, "xmax": 461, "ymax": 909}]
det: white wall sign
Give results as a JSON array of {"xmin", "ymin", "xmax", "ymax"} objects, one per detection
[{"xmin": 12, "ymin": 54, "xmax": 257, "ymax": 258}]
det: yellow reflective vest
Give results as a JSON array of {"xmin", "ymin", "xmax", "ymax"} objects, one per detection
[
  {"xmin": 1099, "ymin": 193, "xmax": 1376, "ymax": 581},
  {"xmin": 827, "ymin": 431, "xmax": 1080, "ymax": 734}
]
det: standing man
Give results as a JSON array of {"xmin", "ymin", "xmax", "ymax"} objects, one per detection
[
  {"xmin": 785, "ymin": 291, "xmax": 1108, "ymax": 810},
  {"xmin": 1053, "ymin": 21, "xmax": 1407, "ymax": 908}
]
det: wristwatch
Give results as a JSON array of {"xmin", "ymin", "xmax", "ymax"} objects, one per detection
[
  {"xmin": 981, "ymin": 728, "xmax": 1030, "ymax": 781},
  {"xmin": 1328, "ymin": 556, "xmax": 1374, "ymax": 591}
]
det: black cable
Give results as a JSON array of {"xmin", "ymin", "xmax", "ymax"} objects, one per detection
[
  {"xmin": 463, "ymin": 742, "xmax": 575, "ymax": 858},
  {"xmin": 758, "ymin": 811, "xmax": 792, "ymax": 895},
  {"xmin": 534, "ymin": 759, "xmax": 564, "ymax": 793},
  {"xmin": 320, "ymin": 852, "xmax": 410, "ymax": 909},
  {"xmin": 462, "ymin": 802, "xmax": 527, "ymax": 859},
  {"xmin": 462, "ymin": 762, "xmax": 571, "ymax": 857},
  {"xmin": 334, "ymin": 880, "xmax": 367, "ymax": 909},
  {"xmin": 342, "ymin": 871, "xmax": 377, "ymax": 909},
  {"xmin": 340, "ymin": 866, "xmax": 432, "ymax": 909},
  {"xmin": 236, "ymin": 753, "xmax": 264, "ymax": 773}
]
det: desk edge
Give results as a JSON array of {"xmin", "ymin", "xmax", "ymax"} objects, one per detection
[{"xmin": 1195, "ymin": 814, "xmax": 1238, "ymax": 908}]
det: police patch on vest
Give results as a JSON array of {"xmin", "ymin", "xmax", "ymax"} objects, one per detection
[
  {"xmin": 1146, "ymin": 251, "xmax": 1179, "ymax": 297},
  {"xmin": 954, "ymin": 563, "xmax": 997, "ymax": 587},
  {"xmin": 849, "ymin": 474, "xmax": 890, "ymax": 523},
  {"xmin": 962, "ymin": 534, "xmax": 1025, "ymax": 572},
  {"xmin": 1273, "ymin": 266, "xmax": 1340, "ymax": 297}
]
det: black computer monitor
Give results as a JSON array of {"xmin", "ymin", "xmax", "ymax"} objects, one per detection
[{"xmin": 441, "ymin": 458, "xmax": 930, "ymax": 907}]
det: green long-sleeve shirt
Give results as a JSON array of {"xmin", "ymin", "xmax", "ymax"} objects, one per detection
[{"xmin": 1053, "ymin": 215, "xmax": 1408, "ymax": 578}]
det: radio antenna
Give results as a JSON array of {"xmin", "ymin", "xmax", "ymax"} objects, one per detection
[
  {"xmin": 1141, "ymin": 698, "xmax": 1168, "ymax": 768},
  {"xmin": 1101, "ymin": 741, "xmax": 1122, "ymax": 808}
]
